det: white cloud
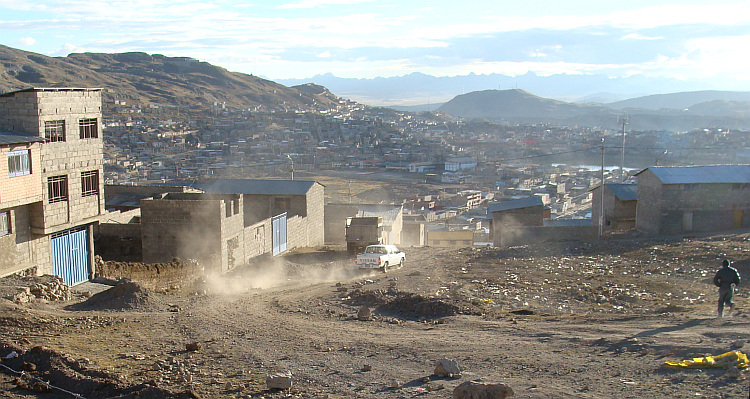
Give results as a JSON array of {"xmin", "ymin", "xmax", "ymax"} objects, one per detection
[
  {"xmin": 622, "ymin": 33, "xmax": 663, "ymax": 41},
  {"xmin": 279, "ymin": 0, "xmax": 374, "ymax": 9},
  {"xmin": 316, "ymin": 51, "xmax": 331, "ymax": 58},
  {"xmin": 18, "ymin": 37, "xmax": 36, "ymax": 46}
]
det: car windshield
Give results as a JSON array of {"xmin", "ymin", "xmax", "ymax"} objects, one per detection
[{"xmin": 365, "ymin": 246, "xmax": 385, "ymax": 254}]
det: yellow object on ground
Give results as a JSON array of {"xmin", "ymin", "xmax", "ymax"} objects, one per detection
[{"xmin": 664, "ymin": 350, "xmax": 749, "ymax": 369}]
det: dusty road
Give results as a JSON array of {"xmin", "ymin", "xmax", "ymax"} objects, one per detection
[{"xmin": 1, "ymin": 232, "xmax": 749, "ymax": 398}]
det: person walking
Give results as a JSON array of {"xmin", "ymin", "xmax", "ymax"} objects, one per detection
[{"xmin": 713, "ymin": 259, "xmax": 741, "ymax": 317}]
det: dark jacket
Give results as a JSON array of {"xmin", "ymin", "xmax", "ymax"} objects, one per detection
[{"xmin": 714, "ymin": 265, "xmax": 741, "ymax": 290}]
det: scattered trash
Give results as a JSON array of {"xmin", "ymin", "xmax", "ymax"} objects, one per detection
[{"xmin": 664, "ymin": 351, "xmax": 749, "ymax": 369}]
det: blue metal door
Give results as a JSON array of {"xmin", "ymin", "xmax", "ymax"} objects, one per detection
[
  {"xmin": 51, "ymin": 226, "xmax": 90, "ymax": 286},
  {"xmin": 272, "ymin": 213, "xmax": 287, "ymax": 256}
]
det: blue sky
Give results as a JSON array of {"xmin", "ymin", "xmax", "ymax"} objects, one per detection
[{"xmin": 3, "ymin": 0, "xmax": 750, "ymax": 88}]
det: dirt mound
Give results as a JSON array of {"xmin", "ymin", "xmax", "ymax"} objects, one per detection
[
  {"xmin": 68, "ymin": 280, "xmax": 164, "ymax": 311},
  {"xmin": 347, "ymin": 289, "xmax": 460, "ymax": 319},
  {"xmin": 0, "ymin": 342, "xmax": 195, "ymax": 398}
]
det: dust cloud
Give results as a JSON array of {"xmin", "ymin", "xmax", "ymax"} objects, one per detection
[{"xmin": 201, "ymin": 254, "xmax": 365, "ymax": 295}]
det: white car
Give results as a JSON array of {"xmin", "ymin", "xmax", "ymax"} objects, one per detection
[{"xmin": 355, "ymin": 244, "xmax": 405, "ymax": 273}]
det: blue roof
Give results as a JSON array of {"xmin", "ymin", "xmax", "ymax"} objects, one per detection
[
  {"xmin": 606, "ymin": 184, "xmax": 637, "ymax": 201},
  {"xmin": 640, "ymin": 165, "xmax": 750, "ymax": 184},
  {"xmin": 0, "ymin": 131, "xmax": 44, "ymax": 146},
  {"xmin": 488, "ymin": 196, "xmax": 544, "ymax": 213},
  {"xmin": 195, "ymin": 179, "xmax": 319, "ymax": 195}
]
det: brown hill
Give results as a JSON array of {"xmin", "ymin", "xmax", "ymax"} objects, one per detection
[
  {"xmin": 438, "ymin": 88, "xmax": 612, "ymax": 121},
  {"xmin": 0, "ymin": 45, "xmax": 339, "ymax": 111}
]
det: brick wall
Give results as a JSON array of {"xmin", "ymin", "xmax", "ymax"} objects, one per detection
[{"xmin": 0, "ymin": 143, "xmax": 42, "ymax": 207}]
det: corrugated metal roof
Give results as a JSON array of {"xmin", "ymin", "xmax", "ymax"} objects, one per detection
[
  {"xmin": 639, "ymin": 165, "xmax": 750, "ymax": 184},
  {"xmin": 0, "ymin": 132, "xmax": 44, "ymax": 145},
  {"xmin": 488, "ymin": 196, "xmax": 544, "ymax": 213},
  {"xmin": 196, "ymin": 179, "xmax": 318, "ymax": 195},
  {"xmin": 606, "ymin": 184, "xmax": 638, "ymax": 201}
]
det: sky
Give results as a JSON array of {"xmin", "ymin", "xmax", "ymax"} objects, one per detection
[{"xmin": 3, "ymin": 0, "xmax": 750, "ymax": 88}]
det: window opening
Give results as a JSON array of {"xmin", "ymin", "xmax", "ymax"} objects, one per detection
[
  {"xmin": 79, "ymin": 118, "xmax": 98, "ymax": 139},
  {"xmin": 81, "ymin": 170, "xmax": 99, "ymax": 197},
  {"xmin": 8, "ymin": 149, "xmax": 31, "ymax": 177},
  {"xmin": 48, "ymin": 175, "xmax": 69, "ymax": 203},
  {"xmin": 44, "ymin": 120, "xmax": 66, "ymax": 142},
  {"xmin": 0, "ymin": 211, "xmax": 10, "ymax": 236}
]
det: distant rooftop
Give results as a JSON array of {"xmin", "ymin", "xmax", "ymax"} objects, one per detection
[
  {"xmin": 488, "ymin": 196, "xmax": 544, "ymax": 213},
  {"xmin": 638, "ymin": 165, "xmax": 750, "ymax": 184},
  {"xmin": 0, "ymin": 131, "xmax": 43, "ymax": 146},
  {"xmin": 606, "ymin": 184, "xmax": 637, "ymax": 201}
]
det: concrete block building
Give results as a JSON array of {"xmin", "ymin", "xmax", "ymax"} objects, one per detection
[
  {"xmin": 0, "ymin": 88, "xmax": 104, "ymax": 285},
  {"xmin": 591, "ymin": 183, "xmax": 637, "ymax": 232},
  {"xmin": 136, "ymin": 179, "xmax": 325, "ymax": 273},
  {"xmin": 635, "ymin": 165, "xmax": 750, "ymax": 234}
]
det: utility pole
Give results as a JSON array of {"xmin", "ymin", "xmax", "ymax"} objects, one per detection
[
  {"xmin": 618, "ymin": 114, "xmax": 630, "ymax": 182},
  {"xmin": 599, "ymin": 138, "xmax": 605, "ymax": 239},
  {"xmin": 286, "ymin": 155, "xmax": 294, "ymax": 180}
]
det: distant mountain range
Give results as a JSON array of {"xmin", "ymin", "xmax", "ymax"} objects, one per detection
[
  {"xmin": 2, "ymin": 44, "xmax": 750, "ymax": 131},
  {"xmin": 0, "ymin": 45, "xmax": 339, "ymax": 111},
  {"xmin": 437, "ymin": 89, "xmax": 750, "ymax": 131},
  {"xmin": 276, "ymin": 72, "xmax": 735, "ymax": 106}
]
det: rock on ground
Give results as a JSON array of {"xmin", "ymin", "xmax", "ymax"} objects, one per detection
[{"xmin": 453, "ymin": 380, "xmax": 514, "ymax": 399}]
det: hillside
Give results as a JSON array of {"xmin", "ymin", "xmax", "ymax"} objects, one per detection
[
  {"xmin": 0, "ymin": 45, "xmax": 339, "ymax": 111},
  {"xmin": 438, "ymin": 89, "xmax": 611, "ymax": 120},
  {"xmin": 607, "ymin": 90, "xmax": 750, "ymax": 110},
  {"xmin": 437, "ymin": 88, "xmax": 750, "ymax": 131}
]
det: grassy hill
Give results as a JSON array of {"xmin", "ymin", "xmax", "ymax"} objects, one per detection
[{"xmin": 0, "ymin": 45, "xmax": 339, "ymax": 111}]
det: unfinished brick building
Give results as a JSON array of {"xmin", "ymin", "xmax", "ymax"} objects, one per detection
[{"xmin": 0, "ymin": 88, "xmax": 104, "ymax": 285}]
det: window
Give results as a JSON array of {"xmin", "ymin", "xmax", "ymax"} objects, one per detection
[
  {"xmin": 48, "ymin": 175, "xmax": 68, "ymax": 203},
  {"xmin": 81, "ymin": 170, "xmax": 99, "ymax": 197},
  {"xmin": 44, "ymin": 120, "xmax": 65, "ymax": 142},
  {"xmin": 274, "ymin": 197, "xmax": 291, "ymax": 210},
  {"xmin": 8, "ymin": 149, "xmax": 31, "ymax": 177},
  {"xmin": 682, "ymin": 184, "xmax": 698, "ymax": 191},
  {"xmin": 79, "ymin": 118, "xmax": 98, "ymax": 139},
  {"xmin": 0, "ymin": 211, "xmax": 9, "ymax": 236}
]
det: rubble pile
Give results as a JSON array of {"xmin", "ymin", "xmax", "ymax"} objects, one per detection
[
  {"xmin": 0, "ymin": 275, "xmax": 71, "ymax": 304},
  {"xmin": 69, "ymin": 280, "xmax": 164, "ymax": 311},
  {"xmin": 0, "ymin": 342, "xmax": 195, "ymax": 398},
  {"xmin": 346, "ymin": 288, "xmax": 461, "ymax": 319}
]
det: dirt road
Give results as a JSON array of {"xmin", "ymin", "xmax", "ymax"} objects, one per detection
[{"xmin": 1, "ymin": 233, "xmax": 749, "ymax": 398}]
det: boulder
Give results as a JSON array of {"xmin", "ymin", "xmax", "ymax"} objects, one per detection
[
  {"xmin": 453, "ymin": 380, "xmax": 514, "ymax": 399},
  {"xmin": 435, "ymin": 358, "xmax": 461, "ymax": 378},
  {"xmin": 266, "ymin": 371, "xmax": 293, "ymax": 390},
  {"xmin": 357, "ymin": 306, "xmax": 373, "ymax": 321},
  {"xmin": 185, "ymin": 342, "xmax": 202, "ymax": 352}
]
